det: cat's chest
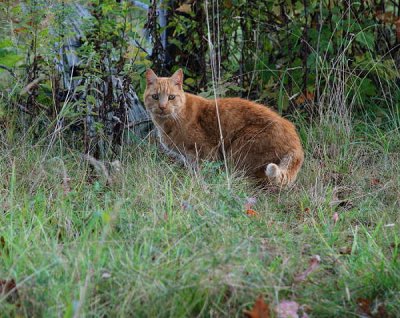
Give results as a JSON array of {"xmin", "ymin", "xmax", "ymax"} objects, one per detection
[
  {"xmin": 156, "ymin": 125, "xmax": 189, "ymax": 162},
  {"xmin": 157, "ymin": 125, "xmax": 183, "ymax": 147}
]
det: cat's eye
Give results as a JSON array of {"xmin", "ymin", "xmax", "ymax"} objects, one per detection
[
  {"xmin": 168, "ymin": 95, "xmax": 176, "ymax": 100},
  {"xmin": 152, "ymin": 94, "xmax": 159, "ymax": 100}
]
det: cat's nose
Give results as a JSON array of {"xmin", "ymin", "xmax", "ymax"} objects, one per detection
[{"xmin": 159, "ymin": 103, "xmax": 167, "ymax": 110}]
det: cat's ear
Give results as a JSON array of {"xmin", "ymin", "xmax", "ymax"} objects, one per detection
[
  {"xmin": 170, "ymin": 68, "xmax": 183, "ymax": 87},
  {"xmin": 146, "ymin": 69, "xmax": 158, "ymax": 85}
]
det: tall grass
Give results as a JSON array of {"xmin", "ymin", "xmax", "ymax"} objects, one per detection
[{"xmin": 0, "ymin": 107, "xmax": 399, "ymax": 316}]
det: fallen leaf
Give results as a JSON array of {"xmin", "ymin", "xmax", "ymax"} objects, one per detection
[
  {"xmin": 0, "ymin": 279, "xmax": 19, "ymax": 303},
  {"xmin": 0, "ymin": 236, "xmax": 5, "ymax": 247},
  {"xmin": 0, "ymin": 279, "xmax": 16, "ymax": 293},
  {"xmin": 357, "ymin": 298, "xmax": 389, "ymax": 318},
  {"xmin": 246, "ymin": 209, "xmax": 259, "ymax": 217},
  {"xmin": 101, "ymin": 271, "xmax": 111, "ymax": 279},
  {"xmin": 275, "ymin": 300, "xmax": 300, "ymax": 318},
  {"xmin": 295, "ymin": 91, "xmax": 314, "ymax": 105},
  {"xmin": 245, "ymin": 197, "xmax": 258, "ymax": 216},
  {"xmin": 339, "ymin": 246, "xmax": 352, "ymax": 255},
  {"xmin": 275, "ymin": 300, "xmax": 309, "ymax": 318},
  {"xmin": 245, "ymin": 197, "xmax": 257, "ymax": 210},
  {"xmin": 357, "ymin": 298, "xmax": 372, "ymax": 317},
  {"xmin": 294, "ymin": 255, "xmax": 321, "ymax": 283},
  {"xmin": 304, "ymin": 207, "xmax": 310, "ymax": 213},
  {"xmin": 376, "ymin": 303, "xmax": 389, "ymax": 318},
  {"xmin": 370, "ymin": 178, "xmax": 381, "ymax": 186},
  {"xmin": 244, "ymin": 295, "xmax": 270, "ymax": 318},
  {"xmin": 0, "ymin": 236, "xmax": 8, "ymax": 256},
  {"xmin": 13, "ymin": 27, "xmax": 27, "ymax": 34}
]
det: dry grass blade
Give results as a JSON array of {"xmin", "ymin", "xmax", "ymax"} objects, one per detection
[{"xmin": 294, "ymin": 255, "xmax": 321, "ymax": 283}]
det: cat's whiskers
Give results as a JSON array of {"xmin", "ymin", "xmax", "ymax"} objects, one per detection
[{"xmin": 171, "ymin": 109, "xmax": 183, "ymax": 127}]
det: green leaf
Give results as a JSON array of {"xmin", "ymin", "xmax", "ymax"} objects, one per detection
[
  {"xmin": 358, "ymin": 78, "xmax": 377, "ymax": 97},
  {"xmin": 184, "ymin": 77, "xmax": 196, "ymax": 86},
  {"xmin": 0, "ymin": 39, "xmax": 13, "ymax": 49},
  {"xmin": 355, "ymin": 30, "xmax": 375, "ymax": 48},
  {"xmin": 86, "ymin": 95, "xmax": 96, "ymax": 105}
]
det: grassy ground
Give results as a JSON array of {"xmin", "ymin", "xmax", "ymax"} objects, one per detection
[{"xmin": 0, "ymin": 115, "xmax": 399, "ymax": 317}]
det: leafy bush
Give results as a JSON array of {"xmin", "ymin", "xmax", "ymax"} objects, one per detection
[{"xmin": 165, "ymin": 0, "xmax": 400, "ymax": 122}]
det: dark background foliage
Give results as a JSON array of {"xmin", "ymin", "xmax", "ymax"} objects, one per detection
[{"xmin": 163, "ymin": 0, "xmax": 400, "ymax": 117}]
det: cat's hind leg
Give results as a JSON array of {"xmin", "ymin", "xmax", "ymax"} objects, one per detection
[{"xmin": 265, "ymin": 152, "xmax": 303, "ymax": 186}]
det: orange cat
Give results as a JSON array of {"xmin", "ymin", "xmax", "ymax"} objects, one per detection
[{"xmin": 144, "ymin": 68, "xmax": 304, "ymax": 186}]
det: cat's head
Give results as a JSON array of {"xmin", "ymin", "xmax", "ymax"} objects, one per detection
[{"xmin": 144, "ymin": 68, "xmax": 186, "ymax": 118}]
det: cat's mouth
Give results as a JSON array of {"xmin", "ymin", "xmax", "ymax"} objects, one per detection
[{"xmin": 153, "ymin": 110, "xmax": 174, "ymax": 118}]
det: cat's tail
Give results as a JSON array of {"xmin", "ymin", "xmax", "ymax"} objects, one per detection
[{"xmin": 265, "ymin": 151, "xmax": 304, "ymax": 186}]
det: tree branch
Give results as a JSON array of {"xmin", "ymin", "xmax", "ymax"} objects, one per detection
[{"xmin": 0, "ymin": 65, "xmax": 16, "ymax": 78}]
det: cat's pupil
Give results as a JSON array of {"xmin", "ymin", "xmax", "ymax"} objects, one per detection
[
  {"xmin": 168, "ymin": 95, "xmax": 175, "ymax": 100},
  {"xmin": 152, "ymin": 94, "xmax": 159, "ymax": 100}
]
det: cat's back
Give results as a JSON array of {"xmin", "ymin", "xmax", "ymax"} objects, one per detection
[
  {"xmin": 186, "ymin": 94, "xmax": 297, "ymax": 139},
  {"xmin": 216, "ymin": 97, "xmax": 279, "ymax": 119},
  {"xmin": 186, "ymin": 94, "xmax": 279, "ymax": 119},
  {"xmin": 204, "ymin": 95, "xmax": 286, "ymax": 128}
]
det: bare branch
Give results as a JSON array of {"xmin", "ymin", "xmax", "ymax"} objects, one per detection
[{"xmin": 0, "ymin": 65, "xmax": 16, "ymax": 78}]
